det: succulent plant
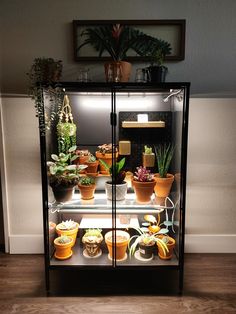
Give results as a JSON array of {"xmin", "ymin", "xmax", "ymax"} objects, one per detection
[
  {"xmin": 58, "ymin": 219, "xmax": 77, "ymax": 230},
  {"xmin": 154, "ymin": 143, "xmax": 175, "ymax": 178},
  {"xmin": 88, "ymin": 154, "xmax": 96, "ymax": 163},
  {"xmin": 79, "ymin": 176, "xmax": 95, "ymax": 186},
  {"xmin": 134, "ymin": 166, "xmax": 154, "ymax": 182},
  {"xmin": 47, "ymin": 146, "xmax": 87, "ymax": 187},
  {"xmin": 83, "ymin": 228, "xmax": 103, "ymax": 238},
  {"xmin": 144, "ymin": 145, "xmax": 153, "ymax": 154},
  {"xmin": 76, "ymin": 149, "xmax": 90, "ymax": 157},
  {"xmin": 57, "ymin": 235, "xmax": 72, "ymax": 244}
]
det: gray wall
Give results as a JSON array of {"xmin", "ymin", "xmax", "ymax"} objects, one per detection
[{"xmin": 0, "ymin": 0, "xmax": 236, "ymax": 95}]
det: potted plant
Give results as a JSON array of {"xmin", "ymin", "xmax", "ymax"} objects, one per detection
[
  {"xmin": 105, "ymin": 230, "xmax": 130, "ymax": 261},
  {"xmin": 75, "ymin": 149, "xmax": 90, "ymax": 165},
  {"xmin": 56, "ymin": 219, "xmax": 79, "ymax": 246},
  {"xmin": 78, "ymin": 176, "xmax": 96, "ymax": 200},
  {"xmin": 154, "ymin": 143, "xmax": 175, "ymax": 199},
  {"xmin": 95, "ymin": 143, "xmax": 118, "ymax": 174},
  {"xmin": 27, "ymin": 57, "xmax": 63, "ymax": 133},
  {"xmin": 132, "ymin": 166, "xmax": 156, "ymax": 204},
  {"xmin": 146, "ymin": 47, "xmax": 171, "ymax": 82},
  {"xmin": 57, "ymin": 94, "xmax": 77, "ymax": 154},
  {"xmin": 47, "ymin": 146, "xmax": 87, "ymax": 203},
  {"xmin": 142, "ymin": 145, "xmax": 155, "ymax": 168},
  {"xmin": 85, "ymin": 154, "xmax": 99, "ymax": 175},
  {"xmin": 82, "ymin": 228, "xmax": 103, "ymax": 258},
  {"xmin": 157, "ymin": 235, "xmax": 176, "ymax": 260},
  {"xmin": 99, "ymin": 157, "xmax": 127, "ymax": 201},
  {"xmin": 128, "ymin": 227, "xmax": 169, "ymax": 261},
  {"xmin": 77, "ymin": 24, "xmax": 171, "ymax": 82},
  {"xmin": 54, "ymin": 235, "xmax": 74, "ymax": 260}
]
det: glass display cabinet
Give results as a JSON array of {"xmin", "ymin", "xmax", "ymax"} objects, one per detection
[{"xmin": 39, "ymin": 82, "xmax": 190, "ymax": 294}]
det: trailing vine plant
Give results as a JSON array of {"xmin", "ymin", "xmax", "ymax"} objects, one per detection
[
  {"xmin": 27, "ymin": 57, "xmax": 63, "ymax": 135},
  {"xmin": 57, "ymin": 95, "xmax": 77, "ymax": 154}
]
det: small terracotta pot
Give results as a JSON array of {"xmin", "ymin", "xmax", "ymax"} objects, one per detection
[
  {"xmin": 51, "ymin": 185, "xmax": 75, "ymax": 203},
  {"xmin": 85, "ymin": 160, "xmax": 99, "ymax": 174},
  {"xmin": 132, "ymin": 179, "xmax": 156, "ymax": 203},
  {"xmin": 54, "ymin": 236, "xmax": 73, "ymax": 260},
  {"xmin": 56, "ymin": 222, "xmax": 79, "ymax": 247},
  {"xmin": 154, "ymin": 173, "xmax": 174, "ymax": 198},
  {"xmin": 78, "ymin": 155, "xmax": 89, "ymax": 165},
  {"xmin": 157, "ymin": 235, "xmax": 176, "ymax": 260},
  {"xmin": 105, "ymin": 230, "xmax": 130, "ymax": 261},
  {"xmin": 95, "ymin": 151, "xmax": 119, "ymax": 174},
  {"xmin": 78, "ymin": 184, "xmax": 96, "ymax": 200}
]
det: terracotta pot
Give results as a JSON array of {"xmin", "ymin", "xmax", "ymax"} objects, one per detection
[
  {"xmin": 157, "ymin": 235, "xmax": 176, "ymax": 260},
  {"xmin": 105, "ymin": 181, "xmax": 128, "ymax": 201},
  {"xmin": 104, "ymin": 61, "xmax": 132, "ymax": 82},
  {"xmin": 78, "ymin": 155, "xmax": 89, "ymax": 165},
  {"xmin": 132, "ymin": 179, "xmax": 156, "ymax": 204},
  {"xmin": 105, "ymin": 230, "xmax": 130, "ymax": 261},
  {"xmin": 78, "ymin": 184, "xmax": 96, "ymax": 200},
  {"xmin": 154, "ymin": 173, "xmax": 174, "ymax": 198},
  {"xmin": 56, "ymin": 222, "xmax": 79, "ymax": 247},
  {"xmin": 85, "ymin": 160, "xmax": 99, "ymax": 174},
  {"xmin": 95, "ymin": 151, "xmax": 119, "ymax": 174},
  {"xmin": 51, "ymin": 185, "xmax": 75, "ymax": 203},
  {"xmin": 54, "ymin": 236, "xmax": 73, "ymax": 260}
]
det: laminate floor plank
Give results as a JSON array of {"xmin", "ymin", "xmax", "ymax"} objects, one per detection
[{"xmin": 0, "ymin": 253, "xmax": 236, "ymax": 313}]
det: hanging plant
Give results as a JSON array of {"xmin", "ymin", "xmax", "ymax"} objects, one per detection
[
  {"xmin": 57, "ymin": 95, "xmax": 77, "ymax": 154},
  {"xmin": 27, "ymin": 57, "xmax": 63, "ymax": 134}
]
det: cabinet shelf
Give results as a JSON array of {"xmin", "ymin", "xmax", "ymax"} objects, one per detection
[{"xmin": 122, "ymin": 121, "xmax": 165, "ymax": 128}]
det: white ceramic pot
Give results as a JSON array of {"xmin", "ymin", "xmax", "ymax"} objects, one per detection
[{"xmin": 105, "ymin": 181, "xmax": 128, "ymax": 201}]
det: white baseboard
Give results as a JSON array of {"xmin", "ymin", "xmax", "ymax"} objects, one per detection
[
  {"xmin": 185, "ymin": 234, "xmax": 236, "ymax": 253},
  {"xmin": 9, "ymin": 234, "xmax": 44, "ymax": 254},
  {"xmin": 8, "ymin": 233, "xmax": 236, "ymax": 254}
]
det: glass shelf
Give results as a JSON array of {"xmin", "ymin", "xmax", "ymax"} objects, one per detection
[{"xmin": 49, "ymin": 191, "xmax": 175, "ymax": 214}]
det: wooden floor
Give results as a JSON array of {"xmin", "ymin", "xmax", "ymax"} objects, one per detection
[{"xmin": 0, "ymin": 253, "xmax": 236, "ymax": 313}]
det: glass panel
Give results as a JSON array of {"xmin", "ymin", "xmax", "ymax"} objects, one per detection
[
  {"xmin": 46, "ymin": 89, "xmax": 113, "ymax": 267},
  {"xmin": 114, "ymin": 87, "xmax": 184, "ymax": 266}
]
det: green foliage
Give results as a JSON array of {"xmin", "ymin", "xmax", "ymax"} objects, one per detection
[
  {"xmin": 57, "ymin": 122, "xmax": 77, "ymax": 154},
  {"xmin": 79, "ymin": 176, "xmax": 95, "ymax": 186},
  {"xmin": 47, "ymin": 146, "xmax": 87, "ymax": 187},
  {"xmin": 83, "ymin": 228, "xmax": 103, "ymax": 238},
  {"xmin": 154, "ymin": 143, "xmax": 175, "ymax": 178},
  {"xmin": 27, "ymin": 57, "xmax": 63, "ymax": 134},
  {"xmin": 88, "ymin": 154, "xmax": 96, "ymax": 162},
  {"xmin": 77, "ymin": 24, "xmax": 171, "ymax": 62},
  {"xmin": 128, "ymin": 227, "xmax": 169, "ymax": 257},
  {"xmin": 144, "ymin": 145, "xmax": 153, "ymax": 154},
  {"xmin": 99, "ymin": 157, "xmax": 126, "ymax": 184},
  {"xmin": 57, "ymin": 236, "xmax": 72, "ymax": 244}
]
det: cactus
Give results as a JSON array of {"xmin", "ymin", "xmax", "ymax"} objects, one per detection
[{"xmin": 144, "ymin": 145, "xmax": 153, "ymax": 154}]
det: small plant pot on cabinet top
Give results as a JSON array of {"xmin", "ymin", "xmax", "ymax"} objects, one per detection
[{"xmin": 105, "ymin": 230, "xmax": 130, "ymax": 261}]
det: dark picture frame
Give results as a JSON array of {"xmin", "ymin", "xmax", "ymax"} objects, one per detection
[{"xmin": 73, "ymin": 20, "xmax": 186, "ymax": 62}]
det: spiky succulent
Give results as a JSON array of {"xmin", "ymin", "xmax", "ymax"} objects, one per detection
[
  {"xmin": 57, "ymin": 219, "xmax": 77, "ymax": 230},
  {"xmin": 134, "ymin": 166, "xmax": 154, "ymax": 182},
  {"xmin": 154, "ymin": 143, "xmax": 175, "ymax": 178}
]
